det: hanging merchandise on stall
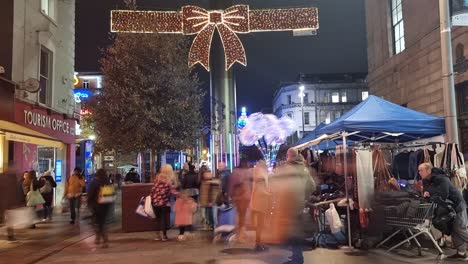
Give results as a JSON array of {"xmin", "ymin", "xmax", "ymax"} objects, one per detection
[{"xmin": 297, "ymin": 95, "xmax": 446, "ymax": 249}]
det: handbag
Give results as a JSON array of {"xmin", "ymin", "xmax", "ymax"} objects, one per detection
[
  {"xmin": 40, "ymin": 180, "xmax": 52, "ymax": 194},
  {"xmin": 26, "ymin": 182, "xmax": 45, "ymax": 207},
  {"xmin": 135, "ymin": 197, "xmax": 148, "ymax": 218},
  {"xmin": 144, "ymin": 195, "xmax": 156, "ymax": 219}
]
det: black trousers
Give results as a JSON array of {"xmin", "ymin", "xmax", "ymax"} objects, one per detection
[
  {"xmin": 69, "ymin": 197, "xmax": 81, "ymax": 221},
  {"xmin": 153, "ymin": 206, "xmax": 171, "ymax": 236},
  {"xmin": 42, "ymin": 193, "xmax": 53, "ymax": 219},
  {"xmin": 93, "ymin": 203, "xmax": 112, "ymax": 242}
]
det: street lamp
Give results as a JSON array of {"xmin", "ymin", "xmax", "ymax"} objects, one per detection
[{"xmin": 298, "ymin": 85, "xmax": 305, "ymax": 138}]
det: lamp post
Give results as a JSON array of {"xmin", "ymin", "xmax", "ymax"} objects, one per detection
[{"xmin": 299, "ymin": 85, "xmax": 305, "ymax": 139}]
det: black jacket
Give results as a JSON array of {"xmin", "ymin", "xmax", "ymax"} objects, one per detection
[
  {"xmin": 87, "ymin": 178, "xmax": 110, "ymax": 208},
  {"xmin": 423, "ymin": 168, "xmax": 464, "ymax": 211},
  {"xmin": 181, "ymin": 171, "xmax": 199, "ymax": 189}
]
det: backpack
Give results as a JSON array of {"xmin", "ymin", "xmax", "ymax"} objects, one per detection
[{"xmin": 98, "ymin": 184, "xmax": 116, "ymax": 204}]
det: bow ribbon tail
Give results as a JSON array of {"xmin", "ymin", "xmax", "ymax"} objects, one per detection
[
  {"xmin": 188, "ymin": 24, "xmax": 216, "ymax": 71},
  {"xmin": 217, "ymin": 24, "xmax": 247, "ymax": 70}
]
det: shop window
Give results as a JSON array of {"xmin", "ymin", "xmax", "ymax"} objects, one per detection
[
  {"xmin": 331, "ymin": 92, "xmax": 339, "ymax": 103},
  {"xmin": 39, "ymin": 47, "xmax": 53, "ymax": 106},
  {"xmin": 391, "ymin": 0, "xmax": 405, "ymax": 54},
  {"xmin": 304, "ymin": 112, "xmax": 310, "ymax": 125},
  {"xmin": 362, "ymin": 91, "xmax": 369, "ymax": 100}
]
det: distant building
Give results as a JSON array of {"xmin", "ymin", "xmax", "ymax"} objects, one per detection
[{"xmin": 273, "ymin": 73, "xmax": 368, "ymax": 142}]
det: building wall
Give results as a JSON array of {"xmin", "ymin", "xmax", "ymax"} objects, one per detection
[
  {"xmin": 11, "ymin": 0, "xmax": 76, "ymax": 115},
  {"xmin": 273, "ymin": 79, "xmax": 368, "ymax": 139},
  {"xmin": 365, "ymin": 0, "xmax": 468, "ymax": 116},
  {"xmin": 0, "ymin": 0, "xmax": 14, "ymax": 79}
]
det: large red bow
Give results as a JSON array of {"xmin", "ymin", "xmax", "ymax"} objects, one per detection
[{"xmin": 182, "ymin": 5, "xmax": 249, "ymax": 71}]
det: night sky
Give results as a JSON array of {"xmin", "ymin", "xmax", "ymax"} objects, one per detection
[{"xmin": 75, "ymin": 0, "xmax": 368, "ymax": 113}]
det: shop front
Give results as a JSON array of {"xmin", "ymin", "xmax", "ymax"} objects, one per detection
[{"xmin": 1, "ymin": 100, "xmax": 77, "ymax": 206}]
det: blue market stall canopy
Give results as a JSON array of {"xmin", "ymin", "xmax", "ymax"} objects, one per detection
[
  {"xmin": 295, "ymin": 123, "xmax": 338, "ymax": 149},
  {"xmin": 315, "ymin": 95, "xmax": 445, "ymax": 142}
]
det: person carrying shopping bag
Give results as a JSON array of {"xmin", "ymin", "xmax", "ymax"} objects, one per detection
[
  {"xmin": 151, "ymin": 165, "xmax": 176, "ymax": 241},
  {"xmin": 64, "ymin": 168, "xmax": 85, "ymax": 224},
  {"xmin": 40, "ymin": 170, "xmax": 57, "ymax": 221}
]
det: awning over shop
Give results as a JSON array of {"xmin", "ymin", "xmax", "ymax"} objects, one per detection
[{"xmin": 0, "ymin": 121, "xmax": 64, "ymax": 149}]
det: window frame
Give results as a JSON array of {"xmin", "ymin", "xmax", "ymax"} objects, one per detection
[
  {"xmin": 41, "ymin": 0, "xmax": 56, "ymax": 21},
  {"xmin": 362, "ymin": 91, "xmax": 369, "ymax": 101},
  {"xmin": 39, "ymin": 46, "xmax": 53, "ymax": 106},
  {"xmin": 331, "ymin": 92, "xmax": 340, "ymax": 103},
  {"xmin": 390, "ymin": 0, "xmax": 405, "ymax": 55},
  {"xmin": 304, "ymin": 112, "xmax": 310, "ymax": 125}
]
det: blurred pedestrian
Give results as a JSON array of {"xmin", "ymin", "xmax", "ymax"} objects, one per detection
[
  {"xmin": 271, "ymin": 148, "xmax": 315, "ymax": 264},
  {"xmin": 151, "ymin": 164, "xmax": 175, "ymax": 241},
  {"xmin": 22, "ymin": 170, "xmax": 43, "ymax": 228},
  {"xmin": 230, "ymin": 160, "xmax": 253, "ymax": 242},
  {"xmin": 181, "ymin": 164, "xmax": 200, "ymax": 201},
  {"xmin": 87, "ymin": 168, "xmax": 115, "ymax": 248},
  {"xmin": 217, "ymin": 162, "xmax": 231, "ymax": 204},
  {"xmin": 124, "ymin": 168, "xmax": 140, "ymax": 183},
  {"xmin": 251, "ymin": 160, "xmax": 271, "ymax": 251},
  {"xmin": 199, "ymin": 165, "xmax": 219, "ymax": 230},
  {"xmin": 65, "ymin": 167, "xmax": 85, "ymax": 224},
  {"xmin": 39, "ymin": 170, "xmax": 57, "ymax": 221},
  {"xmin": 174, "ymin": 190, "xmax": 197, "ymax": 241}
]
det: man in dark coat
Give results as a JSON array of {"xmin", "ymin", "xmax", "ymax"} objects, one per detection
[
  {"xmin": 420, "ymin": 162, "xmax": 468, "ymax": 260},
  {"xmin": 124, "ymin": 168, "xmax": 140, "ymax": 183}
]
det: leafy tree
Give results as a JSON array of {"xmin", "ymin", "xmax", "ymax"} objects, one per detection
[{"xmin": 89, "ymin": 25, "xmax": 204, "ymax": 162}]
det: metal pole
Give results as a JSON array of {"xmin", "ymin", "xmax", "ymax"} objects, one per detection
[
  {"xmin": 439, "ymin": 0, "xmax": 460, "ymax": 144},
  {"xmin": 342, "ymin": 132, "xmax": 352, "ymax": 248},
  {"xmin": 301, "ymin": 98, "xmax": 305, "ymax": 138}
]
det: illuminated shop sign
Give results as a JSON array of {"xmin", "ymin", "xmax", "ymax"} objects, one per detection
[{"xmin": 74, "ymin": 89, "xmax": 93, "ymax": 103}]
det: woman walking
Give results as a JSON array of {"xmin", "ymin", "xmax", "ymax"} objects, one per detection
[
  {"xmin": 39, "ymin": 171, "xmax": 57, "ymax": 221},
  {"xmin": 87, "ymin": 168, "xmax": 115, "ymax": 248},
  {"xmin": 64, "ymin": 168, "xmax": 85, "ymax": 224},
  {"xmin": 251, "ymin": 161, "xmax": 271, "ymax": 251},
  {"xmin": 151, "ymin": 164, "xmax": 175, "ymax": 241}
]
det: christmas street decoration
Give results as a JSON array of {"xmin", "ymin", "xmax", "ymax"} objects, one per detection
[
  {"xmin": 111, "ymin": 5, "xmax": 319, "ymax": 71},
  {"xmin": 239, "ymin": 113, "xmax": 296, "ymax": 168}
]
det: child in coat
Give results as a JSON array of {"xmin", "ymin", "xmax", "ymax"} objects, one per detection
[{"xmin": 175, "ymin": 191, "xmax": 197, "ymax": 241}]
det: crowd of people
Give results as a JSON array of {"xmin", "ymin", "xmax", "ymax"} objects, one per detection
[{"xmin": 146, "ymin": 147, "xmax": 315, "ymax": 264}]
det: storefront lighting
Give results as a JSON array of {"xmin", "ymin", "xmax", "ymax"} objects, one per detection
[{"xmin": 88, "ymin": 135, "xmax": 96, "ymax": 140}]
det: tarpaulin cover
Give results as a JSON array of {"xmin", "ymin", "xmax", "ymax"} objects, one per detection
[{"xmin": 315, "ymin": 95, "xmax": 445, "ymax": 142}]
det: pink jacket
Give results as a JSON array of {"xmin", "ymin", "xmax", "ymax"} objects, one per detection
[{"xmin": 174, "ymin": 197, "xmax": 197, "ymax": 226}]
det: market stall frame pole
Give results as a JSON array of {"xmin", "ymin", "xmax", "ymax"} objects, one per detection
[{"xmin": 342, "ymin": 132, "xmax": 353, "ymax": 248}]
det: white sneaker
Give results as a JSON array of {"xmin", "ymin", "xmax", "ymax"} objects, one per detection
[
  {"xmin": 154, "ymin": 235, "xmax": 162, "ymax": 241},
  {"xmin": 177, "ymin": 235, "xmax": 186, "ymax": 241}
]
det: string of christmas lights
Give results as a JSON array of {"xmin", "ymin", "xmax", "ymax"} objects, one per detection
[{"xmin": 111, "ymin": 5, "xmax": 319, "ymax": 71}]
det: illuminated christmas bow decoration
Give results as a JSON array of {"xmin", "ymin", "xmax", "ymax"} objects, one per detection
[{"xmin": 111, "ymin": 5, "xmax": 319, "ymax": 71}]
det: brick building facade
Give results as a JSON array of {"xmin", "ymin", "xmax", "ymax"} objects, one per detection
[{"xmin": 365, "ymin": 0, "xmax": 468, "ymax": 156}]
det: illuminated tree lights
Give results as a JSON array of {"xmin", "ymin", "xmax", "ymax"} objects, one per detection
[{"xmin": 111, "ymin": 5, "xmax": 319, "ymax": 71}]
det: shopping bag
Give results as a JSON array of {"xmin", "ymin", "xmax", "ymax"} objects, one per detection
[
  {"xmin": 26, "ymin": 185, "xmax": 45, "ymax": 207},
  {"xmin": 325, "ymin": 203, "xmax": 343, "ymax": 234},
  {"xmin": 61, "ymin": 198, "xmax": 70, "ymax": 213},
  {"xmin": 135, "ymin": 197, "xmax": 148, "ymax": 218},
  {"xmin": 144, "ymin": 195, "xmax": 156, "ymax": 219}
]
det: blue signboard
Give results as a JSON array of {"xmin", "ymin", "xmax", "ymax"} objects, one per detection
[
  {"xmin": 55, "ymin": 160, "xmax": 62, "ymax": 182},
  {"xmin": 74, "ymin": 89, "xmax": 93, "ymax": 103}
]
